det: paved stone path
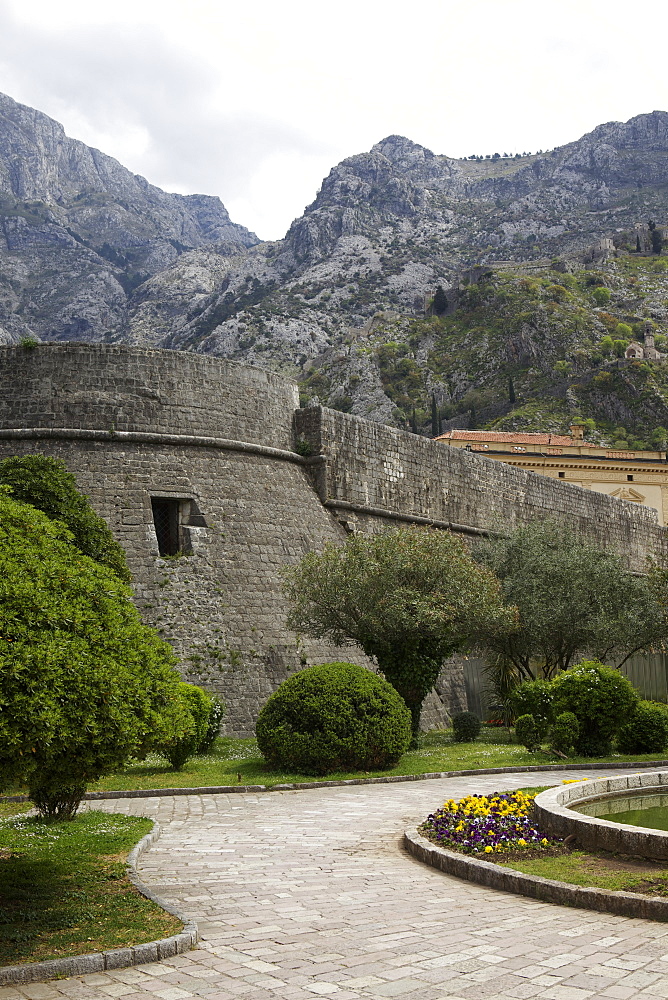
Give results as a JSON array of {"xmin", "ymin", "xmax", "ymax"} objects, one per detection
[{"xmin": 5, "ymin": 768, "xmax": 668, "ymax": 1000}]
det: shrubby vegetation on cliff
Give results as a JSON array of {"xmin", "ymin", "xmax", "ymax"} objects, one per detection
[{"xmin": 302, "ymin": 255, "xmax": 668, "ymax": 447}]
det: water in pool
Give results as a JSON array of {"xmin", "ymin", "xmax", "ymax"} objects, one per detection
[{"xmin": 574, "ymin": 791, "xmax": 668, "ymax": 831}]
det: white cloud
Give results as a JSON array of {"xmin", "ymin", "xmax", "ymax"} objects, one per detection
[{"xmin": 0, "ymin": 0, "xmax": 666, "ymax": 239}]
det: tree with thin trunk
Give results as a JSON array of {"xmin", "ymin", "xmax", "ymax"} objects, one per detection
[
  {"xmin": 283, "ymin": 526, "xmax": 517, "ymax": 743},
  {"xmin": 474, "ymin": 519, "xmax": 668, "ymax": 693}
]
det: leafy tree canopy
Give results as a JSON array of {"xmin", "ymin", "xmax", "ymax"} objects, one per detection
[
  {"xmin": 0, "ymin": 489, "xmax": 185, "ymax": 818},
  {"xmin": 0, "ymin": 454, "xmax": 130, "ymax": 581},
  {"xmin": 474, "ymin": 520, "xmax": 668, "ymax": 693},
  {"xmin": 283, "ymin": 526, "xmax": 517, "ymax": 740}
]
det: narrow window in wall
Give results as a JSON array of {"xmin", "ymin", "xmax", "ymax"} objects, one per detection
[
  {"xmin": 558, "ymin": 471, "xmax": 565, "ymax": 478},
  {"xmin": 627, "ymin": 474, "xmax": 634, "ymax": 482},
  {"xmin": 151, "ymin": 498, "xmax": 180, "ymax": 555}
]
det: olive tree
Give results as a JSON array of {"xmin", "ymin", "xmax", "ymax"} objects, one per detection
[
  {"xmin": 283, "ymin": 526, "xmax": 517, "ymax": 741},
  {"xmin": 0, "ymin": 490, "xmax": 187, "ymax": 819},
  {"xmin": 474, "ymin": 520, "xmax": 668, "ymax": 692}
]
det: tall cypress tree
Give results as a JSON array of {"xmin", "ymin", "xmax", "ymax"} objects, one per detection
[
  {"xmin": 431, "ymin": 394, "xmax": 439, "ymax": 437},
  {"xmin": 432, "ymin": 286, "xmax": 448, "ymax": 316}
]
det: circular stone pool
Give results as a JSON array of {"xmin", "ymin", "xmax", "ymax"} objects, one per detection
[
  {"xmin": 533, "ymin": 773, "xmax": 668, "ymax": 860},
  {"xmin": 574, "ymin": 790, "xmax": 668, "ymax": 831}
]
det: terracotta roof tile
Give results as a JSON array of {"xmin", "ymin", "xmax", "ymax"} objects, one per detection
[{"xmin": 436, "ymin": 430, "xmax": 598, "ymax": 447}]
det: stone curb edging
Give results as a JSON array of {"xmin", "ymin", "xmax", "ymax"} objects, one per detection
[
  {"xmin": 3, "ymin": 761, "xmax": 667, "ymax": 982},
  {"xmin": 534, "ymin": 773, "xmax": 668, "ymax": 860},
  {"xmin": 4, "ymin": 758, "xmax": 668, "ymax": 803},
  {"xmin": 0, "ymin": 821, "xmax": 199, "ymax": 985},
  {"xmin": 404, "ymin": 828, "xmax": 668, "ymax": 923}
]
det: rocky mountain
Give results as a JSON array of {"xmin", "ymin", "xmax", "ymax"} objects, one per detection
[
  {"xmin": 0, "ymin": 91, "xmax": 257, "ymax": 344},
  {"xmin": 3, "ymin": 93, "xmax": 668, "ymax": 442}
]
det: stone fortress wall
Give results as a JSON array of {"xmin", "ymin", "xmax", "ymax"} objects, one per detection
[{"xmin": 1, "ymin": 344, "xmax": 665, "ymax": 735}]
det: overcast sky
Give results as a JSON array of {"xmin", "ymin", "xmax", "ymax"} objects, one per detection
[{"xmin": 0, "ymin": 0, "xmax": 666, "ymax": 241}]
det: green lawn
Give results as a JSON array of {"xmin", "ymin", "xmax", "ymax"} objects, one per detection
[
  {"xmin": 81, "ymin": 728, "xmax": 668, "ymax": 793},
  {"xmin": 497, "ymin": 850, "xmax": 668, "ymax": 894},
  {"xmin": 0, "ymin": 810, "xmax": 182, "ymax": 966},
  {"xmin": 4, "ymin": 729, "xmax": 667, "ymax": 805}
]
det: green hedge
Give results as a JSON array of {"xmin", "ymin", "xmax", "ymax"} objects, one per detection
[{"xmin": 256, "ymin": 662, "xmax": 411, "ymax": 775}]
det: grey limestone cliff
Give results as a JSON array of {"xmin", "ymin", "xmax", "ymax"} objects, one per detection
[
  {"xmin": 0, "ymin": 91, "xmax": 257, "ymax": 345},
  {"xmin": 3, "ymin": 94, "xmax": 668, "ymax": 434}
]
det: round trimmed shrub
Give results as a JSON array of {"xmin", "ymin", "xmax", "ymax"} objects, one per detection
[
  {"xmin": 617, "ymin": 701, "xmax": 668, "ymax": 755},
  {"xmin": 156, "ymin": 683, "xmax": 214, "ymax": 770},
  {"xmin": 510, "ymin": 680, "xmax": 553, "ymax": 740},
  {"xmin": 549, "ymin": 712, "xmax": 579, "ymax": 755},
  {"xmin": 551, "ymin": 660, "xmax": 638, "ymax": 757},
  {"xmin": 451, "ymin": 711, "xmax": 481, "ymax": 743},
  {"xmin": 515, "ymin": 714, "xmax": 541, "ymax": 752},
  {"xmin": 255, "ymin": 662, "xmax": 412, "ymax": 775}
]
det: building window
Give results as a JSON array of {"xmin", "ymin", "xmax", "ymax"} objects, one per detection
[
  {"xmin": 150, "ymin": 496, "xmax": 208, "ymax": 556},
  {"xmin": 151, "ymin": 498, "xmax": 181, "ymax": 555},
  {"xmin": 627, "ymin": 474, "xmax": 634, "ymax": 482},
  {"xmin": 558, "ymin": 471, "xmax": 565, "ymax": 478}
]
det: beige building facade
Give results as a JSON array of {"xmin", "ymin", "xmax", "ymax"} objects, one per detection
[{"xmin": 436, "ymin": 426, "xmax": 668, "ymax": 525}]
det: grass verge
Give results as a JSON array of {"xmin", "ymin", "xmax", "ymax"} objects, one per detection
[
  {"xmin": 423, "ymin": 784, "xmax": 668, "ymax": 896},
  {"xmin": 496, "ymin": 850, "xmax": 668, "ymax": 895},
  {"xmin": 0, "ymin": 810, "xmax": 181, "ymax": 967},
  {"xmin": 79, "ymin": 729, "xmax": 668, "ymax": 793}
]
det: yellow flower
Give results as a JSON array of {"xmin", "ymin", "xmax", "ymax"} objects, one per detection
[
  {"xmin": 484, "ymin": 845, "xmax": 493, "ymax": 853},
  {"xmin": 541, "ymin": 838, "xmax": 548, "ymax": 846},
  {"xmin": 517, "ymin": 838, "xmax": 527, "ymax": 846}
]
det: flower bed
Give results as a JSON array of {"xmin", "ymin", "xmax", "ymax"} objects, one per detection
[{"xmin": 420, "ymin": 790, "xmax": 562, "ymax": 856}]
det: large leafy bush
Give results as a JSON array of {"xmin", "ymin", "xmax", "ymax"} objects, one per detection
[
  {"xmin": 451, "ymin": 711, "xmax": 481, "ymax": 742},
  {"xmin": 551, "ymin": 660, "xmax": 638, "ymax": 756},
  {"xmin": 255, "ymin": 662, "xmax": 412, "ymax": 775},
  {"xmin": 0, "ymin": 490, "xmax": 185, "ymax": 818},
  {"xmin": 617, "ymin": 701, "xmax": 668, "ymax": 755},
  {"xmin": 0, "ymin": 454, "xmax": 130, "ymax": 581}
]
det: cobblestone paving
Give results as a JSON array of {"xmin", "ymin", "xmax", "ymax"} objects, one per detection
[{"xmin": 5, "ymin": 768, "xmax": 668, "ymax": 1000}]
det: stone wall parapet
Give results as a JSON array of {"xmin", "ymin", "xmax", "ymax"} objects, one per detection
[{"xmin": 0, "ymin": 344, "xmax": 299, "ymax": 451}]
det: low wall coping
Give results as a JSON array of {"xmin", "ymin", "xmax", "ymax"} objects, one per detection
[
  {"xmin": 533, "ymin": 771, "xmax": 668, "ymax": 860},
  {"xmin": 404, "ymin": 827, "xmax": 668, "ymax": 922}
]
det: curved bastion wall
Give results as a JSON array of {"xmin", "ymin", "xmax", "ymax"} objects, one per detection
[
  {"xmin": 0, "ymin": 343, "xmax": 300, "ymax": 448},
  {"xmin": 0, "ymin": 344, "xmax": 466, "ymax": 734},
  {"xmin": 0, "ymin": 343, "xmax": 666, "ymax": 734}
]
